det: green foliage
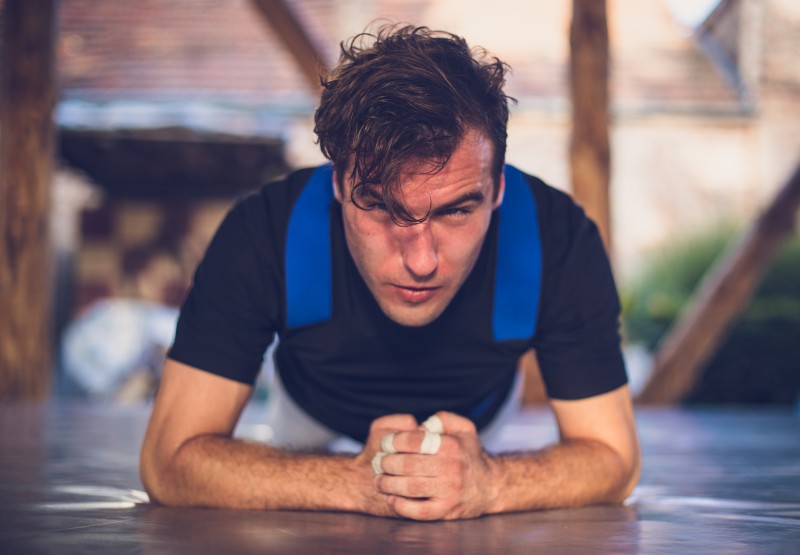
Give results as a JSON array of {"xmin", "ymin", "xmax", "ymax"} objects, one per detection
[{"xmin": 622, "ymin": 225, "xmax": 800, "ymax": 404}]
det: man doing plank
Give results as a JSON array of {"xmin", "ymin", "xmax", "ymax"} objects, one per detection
[{"xmin": 140, "ymin": 25, "xmax": 640, "ymax": 521}]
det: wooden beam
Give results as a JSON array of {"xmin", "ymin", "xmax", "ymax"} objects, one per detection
[
  {"xmin": 569, "ymin": 0, "xmax": 612, "ymax": 254},
  {"xmin": 250, "ymin": 0, "xmax": 329, "ymax": 92},
  {"xmin": 638, "ymin": 159, "xmax": 800, "ymax": 404},
  {"xmin": 0, "ymin": 0, "xmax": 57, "ymax": 400}
]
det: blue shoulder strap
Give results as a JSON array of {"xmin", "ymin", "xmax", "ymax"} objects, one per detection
[
  {"xmin": 284, "ymin": 163, "xmax": 542, "ymax": 340},
  {"xmin": 285, "ymin": 164, "xmax": 334, "ymax": 328},
  {"xmin": 493, "ymin": 164, "xmax": 543, "ymax": 341}
]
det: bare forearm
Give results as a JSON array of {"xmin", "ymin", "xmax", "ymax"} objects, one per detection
[
  {"xmin": 487, "ymin": 439, "xmax": 640, "ymax": 514},
  {"xmin": 142, "ymin": 435, "xmax": 371, "ymax": 513}
]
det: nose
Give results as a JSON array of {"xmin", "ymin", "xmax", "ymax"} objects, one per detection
[{"xmin": 399, "ymin": 222, "xmax": 438, "ymax": 280}]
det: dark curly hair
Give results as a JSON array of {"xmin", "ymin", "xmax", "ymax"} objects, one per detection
[{"xmin": 314, "ymin": 24, "xmax": 513, "ymax": 224}]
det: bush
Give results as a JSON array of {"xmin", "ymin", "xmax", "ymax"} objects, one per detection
[{"xmin": 622, "ymin": 226, "xmax": 800, "ymax": 404}]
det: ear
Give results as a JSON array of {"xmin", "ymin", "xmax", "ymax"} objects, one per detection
[
  {"xmin": 492, "ymin": 171, "xmax": 506, "ymax": 210},
  {"xmin": 332, "ymin": 170, "xmax": 343, "ymax": 203}
]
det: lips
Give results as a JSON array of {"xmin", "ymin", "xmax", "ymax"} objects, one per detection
[{"xmin": 390, "ymin": 284, "xmax": 442, "ymax": 304}]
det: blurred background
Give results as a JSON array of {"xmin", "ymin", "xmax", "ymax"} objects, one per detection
[{"xmin": 1, "ymin": 0, "xmax": 798, "ymax": 406}]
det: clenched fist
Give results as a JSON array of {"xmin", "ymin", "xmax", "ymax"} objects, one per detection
[
  {"xmin": 372, "ymin": 411, "xmax": 499, "ymax": 520},
  {"xmin": 355, "ymin": 413, "xmax": 419, "ymax": 517}
]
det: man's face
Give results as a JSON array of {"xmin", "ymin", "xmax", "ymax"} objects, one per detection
[{"xmin": 334, "ymin": 130, "xmax": 505, "ymax": 327}]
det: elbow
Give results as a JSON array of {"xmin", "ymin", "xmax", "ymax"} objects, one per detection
[
  {"xmin": 139, "ymin": 445, "xmax": 165, "ymax": 506},
  {"xmin": 613, "ymin": 444, "xmax": 641, "ymax": 504},
  {"xmin": 587, "ymin": 435, "xmax": 640, "ymax": 506},
  {"xmin": 140, "ymin": 439, "xmax": 177, "ymax": 507}
]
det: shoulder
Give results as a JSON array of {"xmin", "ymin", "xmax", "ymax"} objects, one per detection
[
  {"xmin": 509, "ymin": 169, "xmax": 626, "ymax": 399},
  {"xmin": 514, "ymin": 169, "xmax": 591, "ymax": 235},
  {"xmin": 235, "ymin": 166, "xmax": 321, "ymax": 225},
  {"xmin": 212, "ymin": 167, "xmax": 323, "ymax": 252},
  {"xmin": 507, "ymin": 167, "xmax": 598, "ymax": 262},
  {"xmin": 167, "ymin": 169, "xmax": 324, "ymax": 380},
  {"xmin": 192, "ymin": 166, "xmax": 325, "ymax": 294}
]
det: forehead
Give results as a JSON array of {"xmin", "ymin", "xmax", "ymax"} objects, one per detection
[
  {"xmin": 402, "ymin": 132, "xmax": 494, "ymax": 198},
  {"xmin": 351, "ymin": 130, "xmax": 495, "ymax": 198}
]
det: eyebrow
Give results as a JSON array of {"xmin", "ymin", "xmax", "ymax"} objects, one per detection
[
  {"xmin": 357, "ymin": 186, "xmax": 383, "ymax": 202},
  {"xmin": 357, "ymin": 186, "xmax": 486, "ymax": 214},
  {"xmin": 432, "ymin": 191, "xmax": 486, "ymax": 213}
]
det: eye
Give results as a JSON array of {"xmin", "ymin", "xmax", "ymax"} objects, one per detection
[
  {"xmin": 365, "ymin": 202, "xmax": 389, "ymax": 212},
  {"xmin": 353, "ymin": 186, "xmax": 388, "ymax": 213},
  {"xmin": 439, "ymin": 207, "xmax": 472, "ymax": 219}
]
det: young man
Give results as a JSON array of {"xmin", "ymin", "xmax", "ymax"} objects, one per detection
[{"xmin": 140, "ymin": 25, "xmax": 640, "ymax": 521}]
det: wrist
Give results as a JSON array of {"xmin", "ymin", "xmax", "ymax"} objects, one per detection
[
  {"xmin": 484, "ymin": 454, "xmax": 507, "ymax": 515},
  {"xmin": 340, "ymin": 454, "xmax": 379, "ymax": 514}
]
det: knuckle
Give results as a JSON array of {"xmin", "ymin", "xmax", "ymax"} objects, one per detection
[
  {"xmin": 388, "ymin": 432, "xmax": 407, "ymax": 453},
  {"xmin": 386, "ymin": 431, "xmax": 405, "ymax": 453},
  {"xmin": 399, "ymin": 413, "xmax": 418, "ymax": 428},
  {"xmin": 369, "ymin": 417, "xmax": 386, "ymax": 434}
]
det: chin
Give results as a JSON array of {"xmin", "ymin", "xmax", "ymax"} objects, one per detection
[{"xmin": 381, "ymin": 304, "xmax": 445, "ymax": 328}]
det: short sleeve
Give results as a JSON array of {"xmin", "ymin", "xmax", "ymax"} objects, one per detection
[
  {"xmin": 168, "ymin": 193, "xmax": 281, "ymax": 385},
  {"xmin": 531, "ymin": 186, "xmax": 627, "ymax": 400}
]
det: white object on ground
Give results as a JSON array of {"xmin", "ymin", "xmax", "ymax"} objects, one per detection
[{"xmin": 61, "ymin": 299, "xmax": 178, "ymax": 396}]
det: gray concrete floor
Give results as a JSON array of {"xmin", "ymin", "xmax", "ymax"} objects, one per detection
[{"xmin": 1, "ymin": 402, "xmax": 798, "ymax": 554}]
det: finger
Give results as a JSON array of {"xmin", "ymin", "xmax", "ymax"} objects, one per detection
[
  {"xmin": 372, "ymin": 452, "xmax": 387, "ymax": 475},
  {"xmin": 419, "ymin": 431, "xmax": 441, "ymax": 455},
  {"xmin": 431, "ymin": 411, "xmax": 477, "ymax": 435},
  {"xmin": 421, "ymin": 414, "xmax": 444, "ymax": 434},
  {"xmin": 370, "ymin": 414, "xmax": 418, "ymax": 435},
  {"xmin": 381, "ymin": 432, "xmax": 397, "ymax": 454},
  {"xmin": 379, "ymin": 452, "xmax": 451, "ymax": 477},
  {"xmin": 377, "ymin": 474, "xmax": 441, "ymax": 499},
  {"xmin": 390, "ymin": 496, "xmax": 451, "ymax": 521},
  {"xmin": 367, "ymin": 415, "xmax": 419, "ymax": 454},
  {"xmin": 389, "ymin": 431, "xmax": 456, "ymax": 455}
]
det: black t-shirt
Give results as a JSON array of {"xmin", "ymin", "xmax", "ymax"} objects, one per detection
[{"xmin": 169, "ymin": 166, "xmax": 627, "ymax": 442}]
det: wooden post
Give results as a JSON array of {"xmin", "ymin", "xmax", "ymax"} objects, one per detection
[
  {"xmin": 250, "ymin": 0, "xmax": 329, "ymax": 92},
  {"xmin": 638, "ymin": 160, "xmax": 800, "ymax": 403},
  {"xmin": 0, "ymin": 0, "xmax": 57, "ymax": 400},
  {"xmin": 569, "ymin": 0, "xmax": 612, "ymax": 254}
]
